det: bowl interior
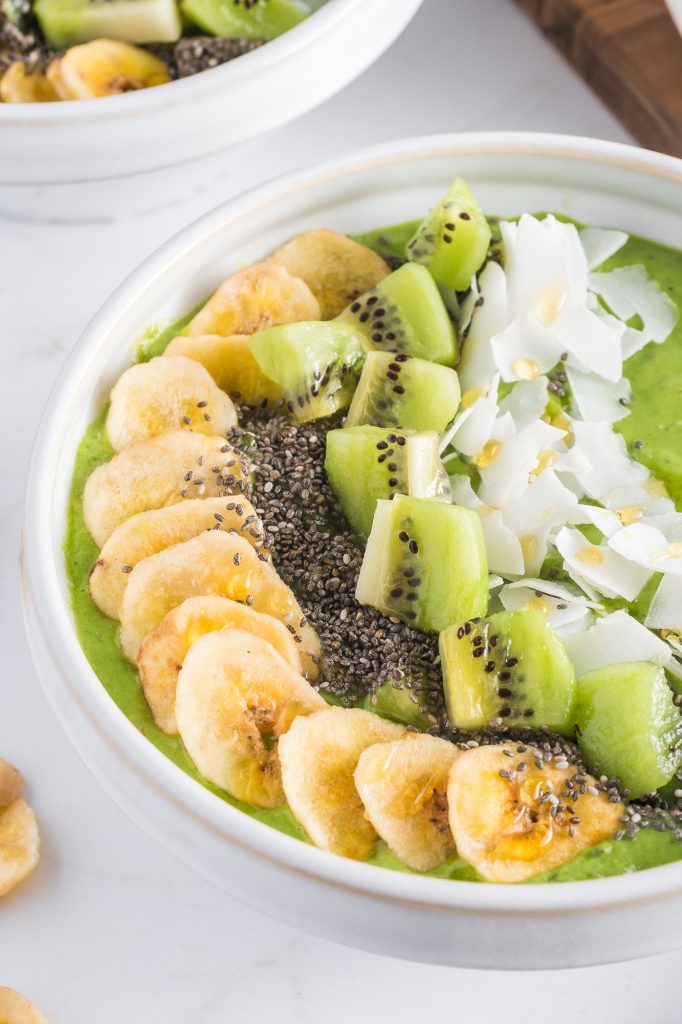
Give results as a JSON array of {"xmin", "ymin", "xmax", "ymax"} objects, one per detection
[{"xmin": 28, "ymin": 133, "xmax": 682, "ymax": 917}]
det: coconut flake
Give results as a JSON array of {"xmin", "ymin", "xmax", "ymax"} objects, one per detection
[
  {"xmin": 551, "ymin": 302, "xmax": 623, "ymax": 382},
  {"xmin": 555, "ymin": 526, "xmax": 652, "ymax": 600},
  {"xmin": 608, "ymin": 523, "xmax": 682, "ymax": 575},
  {"xmin": 498, "ymin": 377, "xmax": 549, "ymax": 429},
  {"xmin": 579, "ymin": 227, "xmax": 629, "ymax": 270},
  {"xmin": 499, "ymin": 583, "xmax": 592, "ymax": 632},
  {"xmin": 569, "ymin": 504, "xmax": 622, "ymax": 539},
  {"xmin": 645, "ymin": 575, "xmax": 682, "ymax": 631},
  {"xmin": 440, "ymin": 374, "xmax": 500, "ymax": 457},
  {"xmin": 449, "ymin": 474, "xmax": 524, "ymax": 576},
  {"xmin": 569, "ymin": 421, "xmax": 649, "ymax": 502},
  {"xmin": 589, "ymin": 265, "xmax": 678, "ymax": 342},
  {"xmin": 477, "ymin": 419, "xmax": 565, "ymax": 508},
  {"xmin": 565, "ymin": 365, "xmax": 631, "ymax": 423},
  {"xmin": 458, "ymin": 261, "xmax": 508, "ymax": 390},
  {"xmin": 503, "ymin": 468, "xmax": 579, "ymax": 537},
  {"xmin": 561, "ymin": 610, "xmax": 672, "ymax": 677}
]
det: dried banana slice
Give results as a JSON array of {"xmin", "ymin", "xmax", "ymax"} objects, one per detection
[
  {"xmin": 187, "ymin": 263, "xmax": 320, "ymax": 337},
  {"xmin": 105, "ymin": 356, "xmax": 237, "ymax": 452},
  {"xmin": 83, "ymin": 431, "xmax": 249, "ymax": 548},
  {"xmin": 270, "ymin": 228, "xmax": 390, "ymax": 319},
  {"xmin": 176, "ymin": 629, "xmax": 326, "ymax": 807},
  {"xmin": 165, "ymin": 334, "xmax": 285, "ymax": 410},
  {"xmin": 119, "ymin": 530, "xmax": 320, "ymax": 672},
  {"xmin": 447, "ymin": 744, "xmax": 623, "ymax": 882},
  {"xmin": 53, "ymin": 39, "xmax": 169, "ymax": 100},
  {"xmin": 355, "ymin": 733, "xmax": 460, "ymax": 872},
  {"xmin": 0, "ymin": 987, "xmax": 51, "ymax": 1024},
  {"xmin": 89, "ymin": 496, "xmax": 268, "ymax": 621},
  {"xmin": 138, "ymin": 595, "xmax": 302, "ymax": 734},
  {"xmin": 279, "ymin": 707, "xmax": 404, "ymax": 860},
  {"xmin": 0, "ymin": 799, "xmax": 40, "ymax": 897},
  {"xmin": 0, "ymin": 61, "xmax": 58, "ymax": 103},
  {"xmin": 0, "ymin": 758, "xmax": 23, "ymax": 809}
]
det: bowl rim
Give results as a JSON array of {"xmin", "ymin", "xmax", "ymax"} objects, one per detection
[
  {"xmin": 0, "ymin": 0, "xmax": 369, "ymax": 122},
  {"xmin": 23, "ymin": 130, "xmax": 682, "ymax": 917}
]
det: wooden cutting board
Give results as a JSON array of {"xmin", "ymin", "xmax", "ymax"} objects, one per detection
[{"xmin": 515, "ymin": 0, "xmax": 682, "ymax": 157}]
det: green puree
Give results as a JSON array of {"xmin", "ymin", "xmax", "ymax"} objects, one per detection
[{"xmin": 65, "ymin": 218, "xmax": 682, "ymax": 883}]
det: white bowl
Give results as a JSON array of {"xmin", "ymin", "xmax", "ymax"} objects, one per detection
[
  {"xmin": 22, "ymin": 132, "xmax": 682, "ymax": 970},
  {"xmin": 0, "ymin": 0, "xmax": 422, "ymax": 218}
]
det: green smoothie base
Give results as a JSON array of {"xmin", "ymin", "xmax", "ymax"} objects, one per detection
[{"xmin": 64, "ymin": 218, "xmax": 682, "ymax": 883}]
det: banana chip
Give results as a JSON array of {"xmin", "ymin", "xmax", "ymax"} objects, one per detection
[
  {"xmin": 447, "ymin": 744, "xmax": 623, "ymax": 882},
  {"xmin": 0, "ymin": 758, "xmax": 23, "ymax": 809},
  {"xmin": 270, "ymin": 228, "xmax": 390, "ymax": 319},
  {"xmin": 83, "ymin": 431, "xmax": 249, "ymax": 548},
  {"xmin": 187, "ymin": 263, "xmax": 320, "ymax": 337},
  {"xmin": 279, "ymin": 707, "xmax": 404, "ymax": 860},
  {"xmin": 119, "ymin": 530, "xmax": 320, "ymax": 671},
  {"xmin": 0, "ymin": 799, "xmax": 40, "ymax": 897},
  {"xmin": 176, "ymin": 629, "xmax": 326, "ymax": 807},
  {"xmin": 165, "ymin": 334, "xmax": 285, "ymax": 410},
  {"xmin": 106, "ymin": 356, "xmax": 237, "ymax": 452},
  {"xmin": 89, "ymin": 496, "xmax": 268, "ymax": 620},
  {"xmin": 0, "ymin": 988, "xmax": 51, "ymax": 1024},
  {"xmin": 355, "ymin": 733, "xmax": 460, "ymax": 872},
  {"xmin": 138, "ymin": 595, "xmax": 303, "ymax": 734}
]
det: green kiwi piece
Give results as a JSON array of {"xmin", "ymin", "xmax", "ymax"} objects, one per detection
[
  {"xmin": 355, "ymin": 494, "xmax": 488, "ymax": 633},
  {"xmin": 337, "ymin": 263, "xmax": 457, "ymax": 366},
  {"xmin": 575, "ymin": 662, "xmax": 682, "ymax": 798},
  {"xmin": 405, "ymin": 178, "xmax": 492, "ymax": 292},
  {"xmin": 35, "ymin": 0, "xmax": 181, "ymax": 46},
  {"xmin": 325, "ymin": 425, "xmax": 450, "ymax": 539},
  {"xmin": 249, "ymin": 321, "xmax": 365, "ymax": 423},
  {"xmin": 439, "ymin": 610, "xmax": 576, "ymax": 736},
  {"xmin": 361, "ymin": 679, "xmax": 432, "ymax": 730},
  {"xmin": 181, "ymin": 0, "xmax": 309, "ymax": 39},
  {"xmin": 345, "ymin": 351, "xmax": 461, "ymax": 434}
]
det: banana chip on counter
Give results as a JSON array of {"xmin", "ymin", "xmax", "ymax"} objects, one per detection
[
  {"xmin": 0, "ymin": 759, "xmax": 40, "ymax": 897},
  {"xmin": 0, "ymin": 987, "xmax": 51, "ymax": 1024},
  {"xmin": 447, "ymin": 744, "xmax": 623, "ymax": 883},
  {"xmin": 355, "ymin": 733, "xmax": 461, "ymax": 872}
]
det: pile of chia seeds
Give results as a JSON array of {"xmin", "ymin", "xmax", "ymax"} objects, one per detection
[
  {"xmin": 150, "ymin": 35, "xmax": 263, "ymax": 79},
  {"xmin": 228, "ymin": 407, "xmax": 682, "ymax": 844}
]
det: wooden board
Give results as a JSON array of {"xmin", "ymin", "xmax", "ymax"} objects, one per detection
[{"xmin": 515, "ymin": 0, "xmax": 682, "ymax": 157}]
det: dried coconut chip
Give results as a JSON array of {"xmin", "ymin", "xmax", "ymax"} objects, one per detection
[
  {"xmin": 565, "ymin": 364, "xmax": 631, "ymax": 424},
  {"xmin": 579, "ymin": 226, "xmax": 629, "ymax": 271},
  {"xmin": 589, "ymin": 265, "xmax": 678, "ymax": 343},
  {"xmin": 645, "ymin": 575, "xmax": 682, "ymax": 632},
  {"xmin": 562, "ymin": 610, "xmax": 672, "ymax": 678},
  {"xmin": 457, "ymin": 261, "xmax": 508, "ymax": 391},
  {"xmin": 608, "ymin": 523, "xmax": 682, "ymax": 575},
  {"xmin": 555, "ymin": 526, "xmax": 652, "ymax": 601},
  {"xmin": 499, "ymin": 583, "xmax": 593, "ymax": 633}
]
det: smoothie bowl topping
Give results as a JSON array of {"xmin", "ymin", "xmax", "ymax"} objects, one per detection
[
  {"xmin": 66, "ymin": 177, "xmax": 682, "ymax": 884},
  {"xmin": 0, "ymin": 0, "xmax": 320, "ymax": 101}
]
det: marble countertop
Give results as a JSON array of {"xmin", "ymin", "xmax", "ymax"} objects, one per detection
[{"xmin": 3, "ymin": 0, "xmax": 678, "ymax": 1019}]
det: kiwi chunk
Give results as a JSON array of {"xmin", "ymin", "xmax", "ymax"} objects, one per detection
[
  {"xmin": 325, "ymin": 425, "xmax": 450, "ymax": 539},
  {"xmin": 181, "ymin": 0, "xmax": 309, "ymax": 39},
  {"xmin": 440, "ymin": 610, "xmax": 576, "ymax": 736},
  {"xmin": 406, "ymin": 178, "xmax": 491, "ymax": 292},
  {"xmin": 345, "ymin": 351, "xmax": 460, "ymax": 434},
  {"xmin": 337, "ymin": 263, "xmax": 457, "ymax": 366},
  {"xmin": 362, "ymin": 679, "xmax": 432, "ymax": 730},
  {"xmin": 35, "ymin": 0, "xmax": 182, "ymax": 46},
  {"xmin": 575, "ymin": 662, "xmax": 682, "ymax": 798},
  {"xmin": 355, "ymin": 494, "xmax": 488, "ymax": 633},
  {"xmin": 249, "ymin": 321, "xmax": 365, "ymax": 423}
]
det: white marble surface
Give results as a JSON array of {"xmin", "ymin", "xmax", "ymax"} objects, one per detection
[{"xmin": 4, "ymin": 0, "xmax": 679, "ymax": 1020}]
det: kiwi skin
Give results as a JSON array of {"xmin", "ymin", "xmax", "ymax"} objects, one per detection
[{"xmin": 439, "ymin": 610, "xmax": 576, "ymax": 737}]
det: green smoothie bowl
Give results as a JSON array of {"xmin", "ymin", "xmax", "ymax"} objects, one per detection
[{"xmin": 21, "ymin": 134, "xmax": 682, "ymax": 968}]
